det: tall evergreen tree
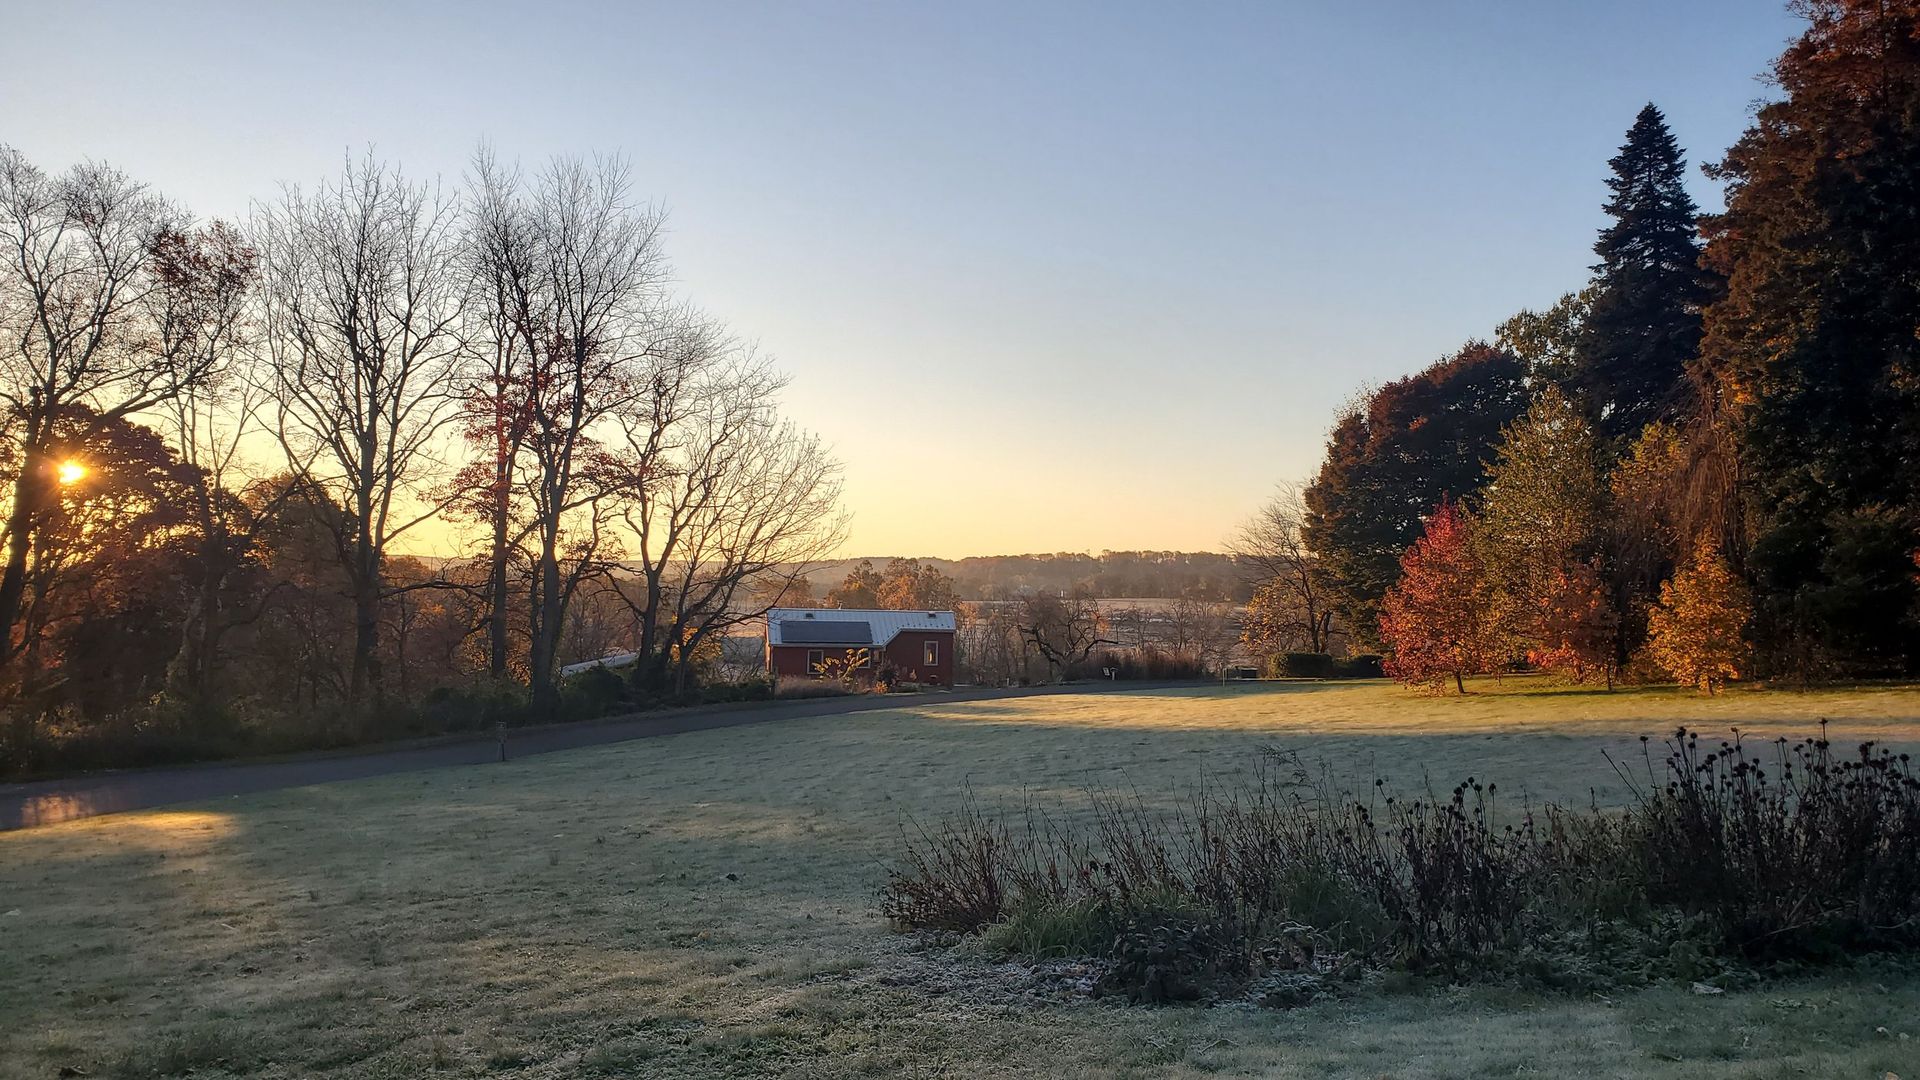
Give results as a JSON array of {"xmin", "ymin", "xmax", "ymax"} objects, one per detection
[
  {"xmin": 1576, "ymin": 104, "xmax": 1711, "ymax": 444},
  {"xmin": 1701, "ymin": 0, "xmax": 1920, "ymax": 674}
]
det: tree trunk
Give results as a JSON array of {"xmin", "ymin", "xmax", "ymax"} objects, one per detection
[
  {"xmin": 630, "ymin": 647, "xmax": 673, "ymax": 697},
  {"xmin": 0, "ymin": 450, "xmax": 50, "ymax": 663},
  {"xmin": 487, "ymin": 501, "xmax": 510, "ymax": 678},
  {"xmin": 348, "ymin": 554, "xmax": 383, "ymax": 724},
  {"xmin": 0, "ymin": 447, "xmax": 49, "ymax": 764},
  {"xmin": 165, "ymin": 573, "xmax": 220, "ymax": 701},
  {"xmin": 673, "ymin": 626, "xmax": 711, "ymax": 694},
  {"xmin": 627, "ymin": 578, "xmax": 668, "ymax": 695},
  {"xmin": 394, "ymin": 595, "xmax": 413, "ymax": 704},
  {"xmin": 528, "ymin": 544, "xmax": 563, "ymax": 716}
]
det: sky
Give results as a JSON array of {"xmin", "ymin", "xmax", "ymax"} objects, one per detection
[{"xmin": 0, "ymin": 1, "xmax": 1802, "ymax": 559}]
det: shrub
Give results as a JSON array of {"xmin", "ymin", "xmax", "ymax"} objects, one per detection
[
  {"xmin": 814, "ymin": 648, "xmax": 875, "ymax": 687},
  {"xmin": 1625, "ymin": 724, "xmax": 1920, "ymax": 957},
  {"xmin": 560, "ymin": 665, "xmax": 629, "ymax": 717},
  {"xmin": 1097, "ymin": 900, "xmax": 1251, "ymax": 1003},
  {"xmin": 5, "ymin": 670, "xmax": 792, "ymax": 780},
  {"xmin": 881, "ymin": 764, "xmax": 1507, "ymax": 992},
  {"xmin": 3, "ymin": 717, "xmax": 265, "ymax": 779},
  {"xmin": 775, "ymin": 675, "xmax": 854, "ymax": 699},
  {"xmin": 695, "ymin": 677, "xmax": 774, "ymax": 703},
  {"xmin": 416, "ymin": 680, "xmax": 531, "ymax": 732},
  {"xmin": 883, "ymin": 793, "xmax": 1017, "ymax": 931},
  {"xmin": 882, "ymin": 729, "xmax": 1920, "ymax": 1001},
  {"xmin": 1084, "ymin": 647, "xmax": 1208, "ymax": 681},
  {"xmin": 1334, "ymin": 653, "xmax": 1385, "ymax": 679},
  {"xmin": 1262, "ymin": 652, "xmax": 1381, "ymax": 679},
  {"xmin": 1271, "ymin": 652, "xmax": 1336, "ymax": 678}
]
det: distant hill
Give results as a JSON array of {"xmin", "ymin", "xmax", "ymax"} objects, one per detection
[
  {"xmin": 802, "ymin": 551, "xmax": 1253, "ymax": 602},
  {"xmin": 411, "ymin": 549, "xmax": 1258, "ymax": 604}
]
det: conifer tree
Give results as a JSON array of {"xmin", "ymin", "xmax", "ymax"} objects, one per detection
[
  {"xmin": 1476, "ymin": 385, "xmax": 1605, "ymax": 657},
  {"xmin": 1701, "ymin": 0, "xmax": 1920, "ymax": 674},
  {"xmin": 1575, "ymin": 104, "xmax": 1710, "ymax": 444}
]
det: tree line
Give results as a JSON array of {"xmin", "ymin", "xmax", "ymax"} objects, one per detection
[
  {"xmin": 1242, "ymin": 0, "xmax": 1920, "ymax": 693},
  {"xmin": 0, "ymin": 148, "xmax": 844, "ymax": 773},
  {"xmin": 778, "ymin": 551, "xmax": 1253, "ymax": 604},
  {"xmin": 791, "ymin": 557, "xmax": 1226, "ymax": 685}
]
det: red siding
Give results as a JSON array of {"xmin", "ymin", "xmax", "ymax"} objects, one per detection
[
  {"xmin": 881, "ymin": 630, "xmax": 955, "ymax": 686},
  {"xmin": 769, "ymin": 631, "xmax": 955, "ymax": 686},
  {"xmin": 768, "ymin": 643, "xmax": 839, "ymax": 679}
]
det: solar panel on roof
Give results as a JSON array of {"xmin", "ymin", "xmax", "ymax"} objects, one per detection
[{"xmin": 778, "ymin": 619, "xmax": 873, "ymax": 645}]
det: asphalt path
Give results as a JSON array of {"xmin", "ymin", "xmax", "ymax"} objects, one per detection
[{"xmin": 0, "ymin": 681, "xmax": 1207, "ymax": 831}]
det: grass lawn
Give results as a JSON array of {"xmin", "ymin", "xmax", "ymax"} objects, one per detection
[{"xmin": 5, "ymin": 679, "xmax": 1920, "ymax": 1078}]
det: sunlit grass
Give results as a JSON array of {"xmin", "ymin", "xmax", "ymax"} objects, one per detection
[
  {"xmin": 3, "ymin": 680, "xmax": 1918, "ymax": 1077},
  {"xmin": 24, "ymin": 807, "xmax": 235, "ymax": 842}
]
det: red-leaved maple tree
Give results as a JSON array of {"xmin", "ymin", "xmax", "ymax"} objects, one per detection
[{"xmin": 1379, "ymin": 500, "xmax": 1502, "ymax": 694}]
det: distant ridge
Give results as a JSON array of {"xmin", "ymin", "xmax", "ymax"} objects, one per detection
[{"xmin": 794, "ymin": 551, "xmax": 1250, "ymax": 602}]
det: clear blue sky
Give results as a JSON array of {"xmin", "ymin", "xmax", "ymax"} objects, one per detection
[{"xmin": 0, "ymin": 1, "xmax": 1800, "ymax": 557}]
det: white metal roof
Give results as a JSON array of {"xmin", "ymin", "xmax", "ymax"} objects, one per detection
[
  {"xmin": 766, "ymin": 607, "xmax": 956, "ymax": 647},
  {"xmin": 558, "ymin": 652, "xmax": 639, "ymax": 678}
]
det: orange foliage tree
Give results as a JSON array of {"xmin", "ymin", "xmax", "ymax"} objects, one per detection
[
  {"xmin": 1378, "ymin": 501, "xmax": 1502, "ymax": 695},
  {"xmin": 1528, "ymin": 561, "xmax": 1620, "ymax": 687},
  {"xmin": 1644, "ymin": 539, "xmax": 1751, "ymax": 694}
]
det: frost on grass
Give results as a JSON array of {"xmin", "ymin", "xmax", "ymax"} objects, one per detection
[{"xmin": 885, "ymin": 727, "xmax": 1920, "ymax": 1005}]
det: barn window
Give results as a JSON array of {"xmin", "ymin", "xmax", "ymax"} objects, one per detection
[
  {"xmin": 924, "ymin": 641, "xmax": 939, "ymax": 666},
  {"xmin": 806, "ymin": 649, "xmax": 825, "ymax": 674}
]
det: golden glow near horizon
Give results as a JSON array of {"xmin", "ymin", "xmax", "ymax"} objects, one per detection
[{"xmin": 56, "ymin": 461, "xmax": 86, "ymax": 485}]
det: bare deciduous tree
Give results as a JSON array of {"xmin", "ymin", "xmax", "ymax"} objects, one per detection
[
  {"xmin": 1017, "ymin": 590, "xmax": 1109, "ymax": 681},
  {"xmin": 463, "ymin": 151, "xmax": 671, "ymax": 712},
  {"xmin": 1231, "ymin": 481, "xmax": 1338, "ymax": 654},
  {"xmin": 254, "ymin": 155, "xmax": 465, "ymax": 714},
  {"xmin": 1163, "ymin": 593, "xmax": 1241, "ymax": 673},
  {"xmin": 457, "ymin": 153, "xmax": 538, "ymax": 680},
  {"xmin": 609, "ymin": 350, "xmax": 845, "ymax": 694},
  {"xmin": 956, "ymin": 601, "xmax": 1032, "ymax": 686}
]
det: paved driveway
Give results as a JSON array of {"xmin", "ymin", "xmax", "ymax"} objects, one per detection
[{"xmin": 0, "ymin": 681, "xmax": 1203, "ymax": 831}]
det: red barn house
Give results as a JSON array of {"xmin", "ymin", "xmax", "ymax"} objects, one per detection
[{"xmin": 765, "ymin": 608, "xmax": 956, "ymax": 686}]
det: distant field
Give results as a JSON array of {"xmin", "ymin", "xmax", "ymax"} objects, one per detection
[{"xmin": 5, "ymin": 680, "xmax": 1920, "ymax": 1078}]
